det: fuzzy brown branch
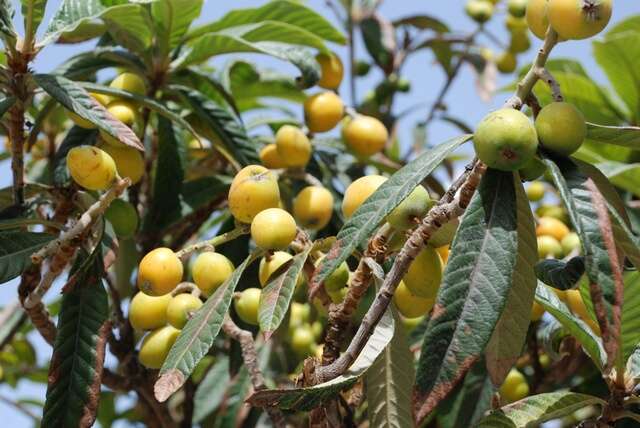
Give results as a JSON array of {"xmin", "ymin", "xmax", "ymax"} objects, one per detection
[
  {"xmin": 587, "ymin": 179, "xmax": 624, "ymax": 379},
  {"xmin": 32, "ymin": 178, "xmax": 131, "ymax": 265},
  {"xmin": 222, "ymin": 318, "xmax": 286, "ymax": 428},
  {"xmin": 18, "ymin": 264, "xmax": 57, "ymax": 345},
  {"xmin": 316, "ymin": 161, "xmax": 486, "ymax": 383}
]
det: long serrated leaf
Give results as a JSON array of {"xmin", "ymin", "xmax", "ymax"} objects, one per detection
[
  {"xmin": 143, "ymin": 116, "xmax": 184, "ymax": 233},
  {"xmin": 21, "ymin": 0, "xmax": 47, "ymax": 39},
  {"xmin": 171, "ymin": 85, "xmax": 259, "ymax": 166},
  {"xmin": 247, "ymin": 309, "xmax": 394, "ymax": 410},
  {"xmin": 543, "ymin": 156, "xmax": 616, "ymax": 318},
  {"xmin": 42, "ymin": 254, "xmax": 109, "ymax": 428},
  {"xmin": 534, "ymin": 282, "xmax": 606, "ymax": 369},
  {"xmin": 259, "ymin": 246, "xmax": 312, "ymax": 337},
  {"xmin": 313, "ymin": 135, "xmax": 471, "ymax": 290},
  {"xmin": 155, "ymin": 251, "xmax": 260, "ymax": 402},
  {"xmin": 477, "ymin": 392, "xmax": 605, "ymax": 427},
  {"xmin": 586, "ymin": 123, "xmax": 640, "ymax": 150},
  {"xmin": 0, "ymin": 97, "xmax": 15, "ymax": 119},
  {"xmin": 535, "ymin": 257, "xmax": 585, "ymax": 291},
  {"xmin": 193, "ymin": 356, "xmax": 230, "ymax": 423},
  {"xmin": 0, "ymin": 231, "xmax": 53, "ymax": 284},
  {"xmin": 0, "ymin": 0, "xmax": 16, "ymax": 41},
  {"xmin": 414, "ymin": 169, "xmax": 519, "ymax": 420},
  {"xmin": 486, "ymin": 174, "xmax": 537, "ymax": 385},
  {"xmin": 55, "ymin": 48, "xmax": 146, "ymax": 79},
  {"xmin": 365, "ymin": 311, "xmax": 414, "ymax": 428},
  {"xmin": 39, "ymin": 1, "xmax": 150, "ymax": 49},
  {"xmin": 175, "ymin": 33, "xmax": 320, "ymax": 88},
  {"xmin": 437, "ymin": 359, "xmax": 495, "ymax": 428},
  {"xmin": 151, "ymin": 0, "xmax": 202, "ymax": 57},
  {"xmin": 34, "ymin": 74, "xmax": 143, "ymax": 150},
  {"xmin": 187, "ymin": 0, "xmax": 345, "ymax": 44}
]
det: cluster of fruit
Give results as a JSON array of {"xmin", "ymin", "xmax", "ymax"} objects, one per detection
[
  {"xmin": 466, "ymin": 0, "xmax": 612, "ymax": 74},
  {"xmin": 65, "ymin": 72, "xmax": 146, "ymax": 191}
]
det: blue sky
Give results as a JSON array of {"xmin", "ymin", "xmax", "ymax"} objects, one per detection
[{"xmin": 0, "ymin": 0, "xmax": 638, "ymax": 426}]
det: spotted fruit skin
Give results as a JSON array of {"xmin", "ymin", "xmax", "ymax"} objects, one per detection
[
  {"xmin": 275, "ymin": 125, "xmax": 312, "ymax": 168},
  {"xmin": 228, "ymin": 165, "xmax": 280, "ymax": 223},
  {"xmin": 66, "ymin": 145, "xmax": 117, "ymax": 190},
  {"xmin": 166, "ymin": 293, "xmax": 203, "ymax": 329},
  {"xmin": 547, "ymin": 0, "xmax": 612, "ymax": 40},
  {"xmin": 100, "ymin": 143, "xmax": 144, "ymax": 185},
  {"xmin": 234, "ymin": 288, "xmax": 261, "ymax": 325},
  {"xmin": 535, "ymin": 102, "xmax": 586, "ymax": 155},
  {"xmin": 250, "ymin": 208, "xmax": 297, "ymax": 250},
  {"xmin": 394, "ymin": 281, "xmax": 434, "ymax": 318},
  {"xmin": 192, "ymin": 251, "xmax": 235, "ymax": 296},
  {"xmin": 129, "ymin": 292, "xmax": 171, "ymax": 331},
  {"xmin": 342, "ymin": 115, "xmax": 388, "ymax": 157},
  {"xmin": 474, "ymin": 108, "xmax": 538, "ymax": 171},
  {"xmin": 316, "ymin": 53, "xmax": 344, "ymax": 90},
  {"xmin": 342, "ymin": 175, "xmax": 387, "ymax": 218},
  {"xmin": 304, "ymin": 92, "xmax": 344, "ymax": 133},
  {"xmin": 137, "ymin": 247, "xmax": 183, "ymax": 296},
  {"xmin": 293, "ymin": 186, "xmax": 334, "ymax": 230},
  {"xmin": 387, "ymin": 185, "xmax": 432, "ymax": 231},
  {"xmin": 403, "ymin": 246, "xmax": 443, "ymax": 299},
  {"xmin": 138, "ymin": 325, "xmax": 180, "ymax": 369}
]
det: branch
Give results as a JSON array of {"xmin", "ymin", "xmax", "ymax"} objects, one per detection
[
  {"xmin": 31, "ymin": 178, "xmax": 131, "ymax": 265},
  {"xmin": 18, "ymin": 265, "xmax": 57, "ymax": 345},
  {"xmin": 222, "ymin": 318, "xmax": 286, "ymax": 428},
  {"xmin": 316, "ymin": 160, "xmax": 486, "ymax": 382},
  {"xmin": 175, "ymin": 224, "xmax": 250, "ymax": 259},
  {"xmin": 537, "ymin": 68, "xmax": 563, "ymax": 102}
]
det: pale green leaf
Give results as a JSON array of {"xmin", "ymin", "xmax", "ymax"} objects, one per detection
[
  {"xmin": 586, "ymin": 123, "xmax": 640, "ymax": 150},
  {"xmin": 21, "ymin": 0, "xmax": 47, "ymax": 39},
  {"xmin": 151, "ymin": 0, "xmax": 202, "ymax": 57}
]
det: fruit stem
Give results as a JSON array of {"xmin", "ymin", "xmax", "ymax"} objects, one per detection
[
  {"xmin": 222, "ymin": 318, "xmax": 286, "ymax": 428},
  {"xmin": 31, "ymin": 177, "xmax": 132, "ymax": 265},
  {"xmin": 175, "ymin": 224, "xmax": 250, "ymax": 259},
  {"xmin": 537, "ymin": 68, "xmax": 563, "ymax": 102}
]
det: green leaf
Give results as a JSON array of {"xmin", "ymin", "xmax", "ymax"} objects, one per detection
[
  {"xmin": 21, "ymin": 0, "xmax": 47, "ymax": 40},
  {"xmin": 181, "ymin": 176, "xmax": 231, "ymax": 215},
  {"xmin": 543, "ymin": 156, "xmax": 616, "ymax": 319},
  {"xmin": 534, "ymin": 257, "xmax": 585, "ymax": 291},
  {"xmin": 486, "ymin": 174, "xmax": 537, "ymax": 385},
  {"xmin": 151, "ymin": 0, "xmax": 203, "ymax": 57},
  {"xmin": 0, "ymin": 231, "xmax": 53, "ymax": 284},
  {"xmin": 259, "ymin": 246, "xmax": 312, "ymax": 338},
  {"xmin": 52, "ymin": 126, "xmax": 98, "ymax": 187},
  {"xmin": 392, "ymin": 15, "xmax": 449, "ymax": 32},
  {"xmin": 55, "ymin": 48, "xmax": 146, "ymax": 79},
  {"xmin": 361, "ymin": 14, "xmax": 396, "ymax": 72},
  {"xmin": 365, "ymin": 311, "xmax": 414, "ymax": 428},
  {"xmin": 477, "ymin": 392, "xmax": 605, "ymax": 427},
  {"xmin": 40, "ymin": 1, "xmax": 151, "ymax": 52},
  {"xmin": 247, "ymin": 309, "xmax": 394, "ymax": 410},
  {"xmin": 414, "ymin": 169, "xmax": 520, "ymax": 420},
  {"xmin": 593, "ymin": 20, "xmax": 640, "ymax": 124},
  {"xmin": 143, "ymin": 116, "xmax": 184, "ymax": 233},
  {"xmin": 312, "ymin": 135, "xmax": 471, "ymax": 291},
  {"xmin": 171, "ymin": 85, "xmax": 259, "ymax": 166},
  {"xmin": 155, "ymin": 251, "xmax": 260, "ymax": 402},
  {"xmin": 0, "ymin": 97, "xmax": 15, "ymax": 120},
  {"xmin": 187, "ymin": 0, "xmax": 345, "ymax": 44},
  {"xmin": 193, "ymin": 356, "xmax": 230, "ymax": 423},
  {"xmin": 437, "ymin": 360, "xmax": 495, "ymax": 428},
  {"xmin": 622, "ymin": 272, "xmax": 640, "ymax": 364},
  {"xmin": 586, "ymin": 123, "xmax": 640, "ymax": 150},
  {"xmin": 534, "ymin": 282, "xmax": 606, "ymax": 369},
  {"xmin": 34, "ymin": 74, "xmax": 143, "ymax": 150},
  {"xmin": 42, "ymin": 254, "xmax": 109, "ymax": 428},
  {"xmin": 0, "ymin": 0, "xmax": 17, "ymax": 42},
  {"xmin": 175, "ymin": 32, "xmax": 321, "ymax": 88}
]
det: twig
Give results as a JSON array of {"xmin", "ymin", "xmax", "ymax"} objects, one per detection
[
  {"xmin": 347, "ymin": 2, "xmax": 357, "ymax": 106},
  {"xmin": 18, "ymin": 265, "xmax": 57, "ymax": 346},
  {"xmin": 0, "ymin": 394, "xmax": 39, "ymax": 421},
  {"xmin": 537, "ymin": 68, "xmax": 563, "ymax": 102},
  {"xmin": 175, "ymin": 224, "xmax": 249, "ymax": 259},
  {"xmin": 0, "ymin": 301, "xmax": 26, "ymax": 350},
  {"xmin": 31, "ymin": 178, "xmax": 131, "ymax": 265},
  {"xmin": 222, "ymin": 318, "xmax": 286, "ymax": 428},
  {"xmin": 316, "ymin": 160, "xmax": 486, "ymax": 383}
]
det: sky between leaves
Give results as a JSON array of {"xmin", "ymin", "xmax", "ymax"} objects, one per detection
[{"xmin": 0, "ymin": 0, "xmax": 637, "ymax": 426}]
